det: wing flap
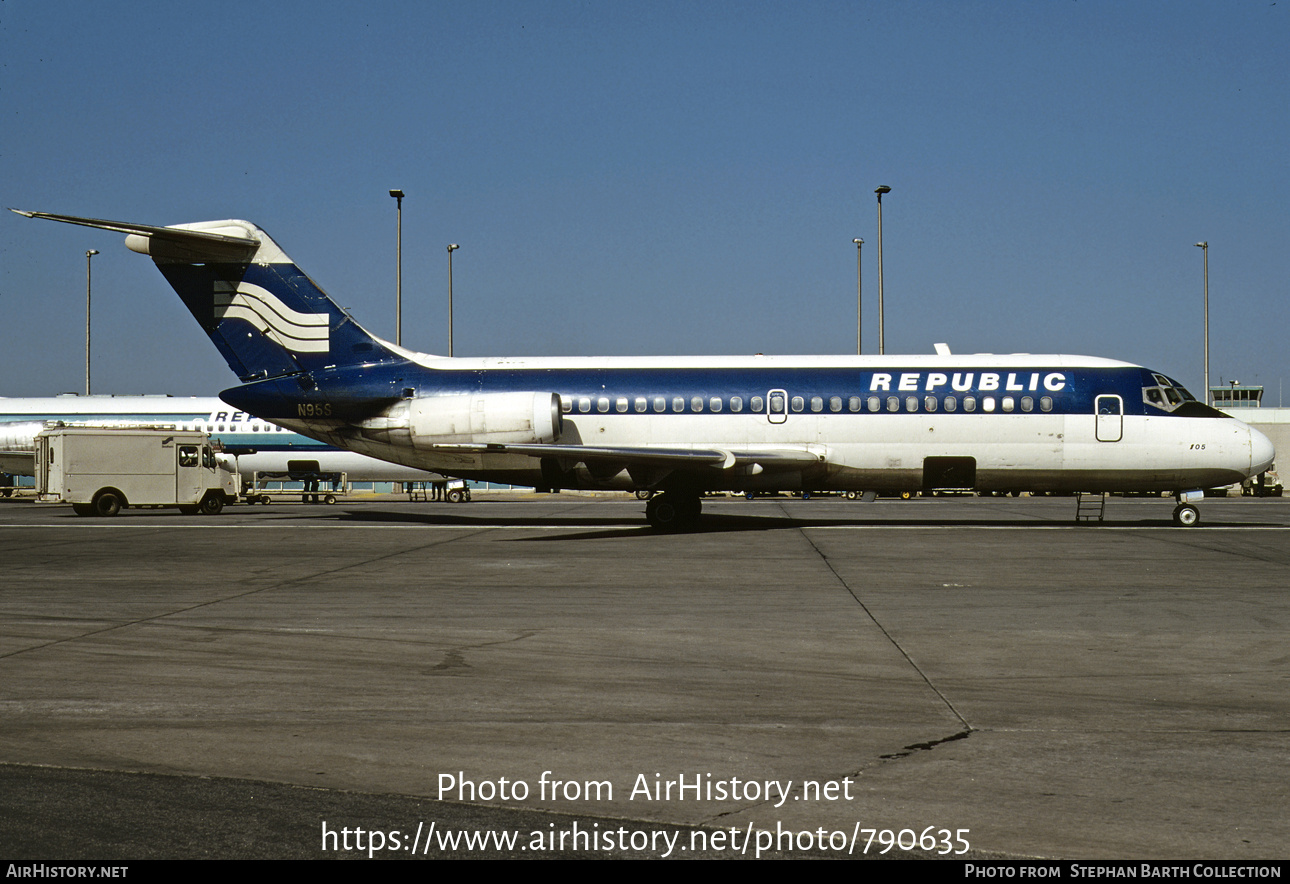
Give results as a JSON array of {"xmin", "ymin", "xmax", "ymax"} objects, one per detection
[{"xmin": 427, "ymin": 442, "xmax": 826, "ymax": 471}]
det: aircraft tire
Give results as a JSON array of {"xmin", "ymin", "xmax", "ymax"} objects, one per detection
[
  {"xmin": 93, "ymin": 491, "xmax": 122, "ymax": 517},
  {"xmin": 646, "ymin": 492, "xmax": 701, "ymax": 531},
  {"xmin": 1173, "ymin": 504, "xmax": 1200, "ymax": 527}
]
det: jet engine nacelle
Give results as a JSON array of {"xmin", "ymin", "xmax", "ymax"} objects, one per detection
[
  {"xmin": 0, "ymin": 421, "xmax": 50, "ymax": 453},
  {"xmin": 406, "ymin": 392, "xmax": 562, "ymax": 446}
]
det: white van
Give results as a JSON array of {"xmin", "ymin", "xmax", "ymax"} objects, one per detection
[{"xmin": 36, "ymin": 427, "xmax": 240, "ymax": 516}]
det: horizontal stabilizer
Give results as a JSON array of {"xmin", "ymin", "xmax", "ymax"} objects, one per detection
[{"xmin": 9, "ymin": 209, "xmax": 263, "ymax": 263}]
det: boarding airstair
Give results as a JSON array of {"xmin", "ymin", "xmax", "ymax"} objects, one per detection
[{"xmin": 1075, "ymin": 492, "xmax": 1106, "ymax": 523}]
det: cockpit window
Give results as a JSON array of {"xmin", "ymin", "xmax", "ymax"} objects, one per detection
[
  {"xmin": 1144, "ymin": 373, "xmax": 1194, "ymax": 413},
  {"xmin": 1144, "ymin": 372, "xmax": 1222, "ymax": 417}
]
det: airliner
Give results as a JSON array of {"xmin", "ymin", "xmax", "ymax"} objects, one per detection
[
  {"xmin": 0, "ymin": 394, "xmax": 445, "ymax": 488},
  {"xmin": 13, "ymin": 209, "xmax": 1275, "ymax": 529}
]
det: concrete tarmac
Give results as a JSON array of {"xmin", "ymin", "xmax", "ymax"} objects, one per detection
[{"xmin": 1, "ymin": 494, "xmax": 1287, "ymax": 859}]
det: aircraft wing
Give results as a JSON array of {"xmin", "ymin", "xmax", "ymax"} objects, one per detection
[{"xmin": 430, "ymin": 442, "xmax": 827, "ymax": 471}]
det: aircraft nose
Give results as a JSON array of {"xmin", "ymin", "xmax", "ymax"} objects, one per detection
[{"xmin": 1249, "ymin": 425, "xmax": 1276, "ymax": 475}]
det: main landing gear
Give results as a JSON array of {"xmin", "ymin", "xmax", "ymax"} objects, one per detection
[{"xmin": 645, "ymin": 489, "xmax": 702, "ymax": 531}]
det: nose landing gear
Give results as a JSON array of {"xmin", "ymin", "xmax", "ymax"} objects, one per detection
[{"xmin": 1172, "ymin": 489, "xmax": 1204, "ymax": 527}]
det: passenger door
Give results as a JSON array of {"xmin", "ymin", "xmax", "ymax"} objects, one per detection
[{"xmin": 1095, "ymin": 394, "xmax": 1123, "ymax": 442}]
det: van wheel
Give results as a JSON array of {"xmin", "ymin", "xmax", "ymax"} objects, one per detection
[
  {"xmin": 93, "ymin": 491, "xmax": 122, "ymax": 517},
  {"xmin": 199, "ymin": 494, "xmax": 224, "ymax": 515}
]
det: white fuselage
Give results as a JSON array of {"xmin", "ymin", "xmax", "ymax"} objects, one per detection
[
  {"xmin": 265, "ymin": 353, "xmax": 1274, "ymax": 494},
  {"xmin": 0, "ymin": 395, "xmax": 442, "ymax": 482}
]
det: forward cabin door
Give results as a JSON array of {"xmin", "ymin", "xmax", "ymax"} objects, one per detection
[{"xmin": 1095, "ymin": 394, "xmax": 1123, "ymax": 442}]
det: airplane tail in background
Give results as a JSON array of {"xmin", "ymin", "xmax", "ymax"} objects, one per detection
[{"xmin": 10, "ymin": 211, "xmax": 408, "ymax": 383}]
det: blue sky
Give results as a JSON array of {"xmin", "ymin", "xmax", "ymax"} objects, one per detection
[{"xmin": 2, "ymin": 1, "xmax": 1286, "ymax": 401}]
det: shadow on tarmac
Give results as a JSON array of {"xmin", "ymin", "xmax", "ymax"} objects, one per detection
[{"xmin": 328, "ymin": 508, "xmax": 1280, "ymax": 540}]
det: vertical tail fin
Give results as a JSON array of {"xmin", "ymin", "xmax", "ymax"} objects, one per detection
[{"xmin": 11, "ymin": 210, "xmax": 407, "ymax": 382}]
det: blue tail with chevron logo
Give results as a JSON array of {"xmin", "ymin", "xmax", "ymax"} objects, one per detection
[{"xmin": 10, "ymin": 211, "xmax": 410, "ymax": 384}]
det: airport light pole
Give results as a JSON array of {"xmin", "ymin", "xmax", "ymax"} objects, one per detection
[
  {"xmin": 852, "ymin": 238, "xmax": 864, "ymax": 355},
  {"xmin": 875, "ymin": 186, "xmax": 891, "ymax": 354},
  {"xmin": 85, "ymin": 249, "xmax": 98, "ymax": 396},
  {"xmin": 390, "ymin": 190, "xmax": 404, "ymax": 346},
  {"xmin": 447, "ymin": 243, "xmax": 459, "ymax": 357},
  {"xmin": 1195, "ymin": 241, "xmax": 1208, "ymax": 404}
]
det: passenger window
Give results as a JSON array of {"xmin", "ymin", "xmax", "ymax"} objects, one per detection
[
  {"xmin": 1021, "ymin": 397, "xmax": 1033, "ymax": 413},
  {"xmin": 905, "ymin": 396, "xmax": 918, "ymax": 412},
  {"xmin": 964, "ymin": 396, "xmax": 977, "ymax": 412},
  {"xmin": 983, "ymin": 397, "xmax": 996, "ymax": 412},
  {"xmin": 924, "ymin": 395, "xmax": 937, "ymax": 412},
  {"xmin": 710, "ymin": 397, "xmax": 722, "ymax": 413},
  {"xmin": 1002, "ymin": 397, "xmax": 1014, "ymax": 413},
  {"xmin": 1040, "ymin": 397, "xmax": 1053, "ymax": 412},
  {"xmin": 634, "ymin": 397, "xmax": 646, "ymax": 413},
  {"xmin": 578, "ymin": 398, "xmax": 591, "ymax": 413},
  {"xmin": 886, "ymin": 396, "xmax": 899, "ymax": 412},
  {"xmin": 751, "ymin": 396, "xmax": 764, "ymax": 413},
  {"xmin": 810, "ymin": 396, "xmax": 823, "ymax": 412},
  {"xmin": 730, "ymin": 396, "xmax": 743, "ymax": 413},
  {"xmin": 868, "ymin": 396, "xmax": 881, "ymax": 412},
  {"xmin": 944, "ymin": 396, "xmax": 957, "ymax": 412},
  {"xmin": 849, "ymin": 396, "xmax": 861, "ymax": 412},
  {"xmin": 616, "ymin": 398, "xmax": 628, "ymax": 413},
  {"xmin": 560, "ymin": 396, "xmax": 572, "ymax": 414},
  {"xmin": 597, "ymin": 398, "xmax": 610, "ymax": 413},
  {"xmin": 673, "ymin": 397, "xmax": 685, "ymax": 413},
  {"xmin": 691, "ymin": 396, "xmax": 704, "ymax": 412},
  {"xmin": 791, "ymin": 396, "xmax": 804, "ymax": 412},
  {"xmin": 653, "ymin": 397, "xmax": 666, "ymax": 413}
]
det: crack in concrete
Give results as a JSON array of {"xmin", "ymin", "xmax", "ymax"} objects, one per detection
[{"xmin": 879, "ymin": 728, "xmax": 972, "ymax": 760}]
